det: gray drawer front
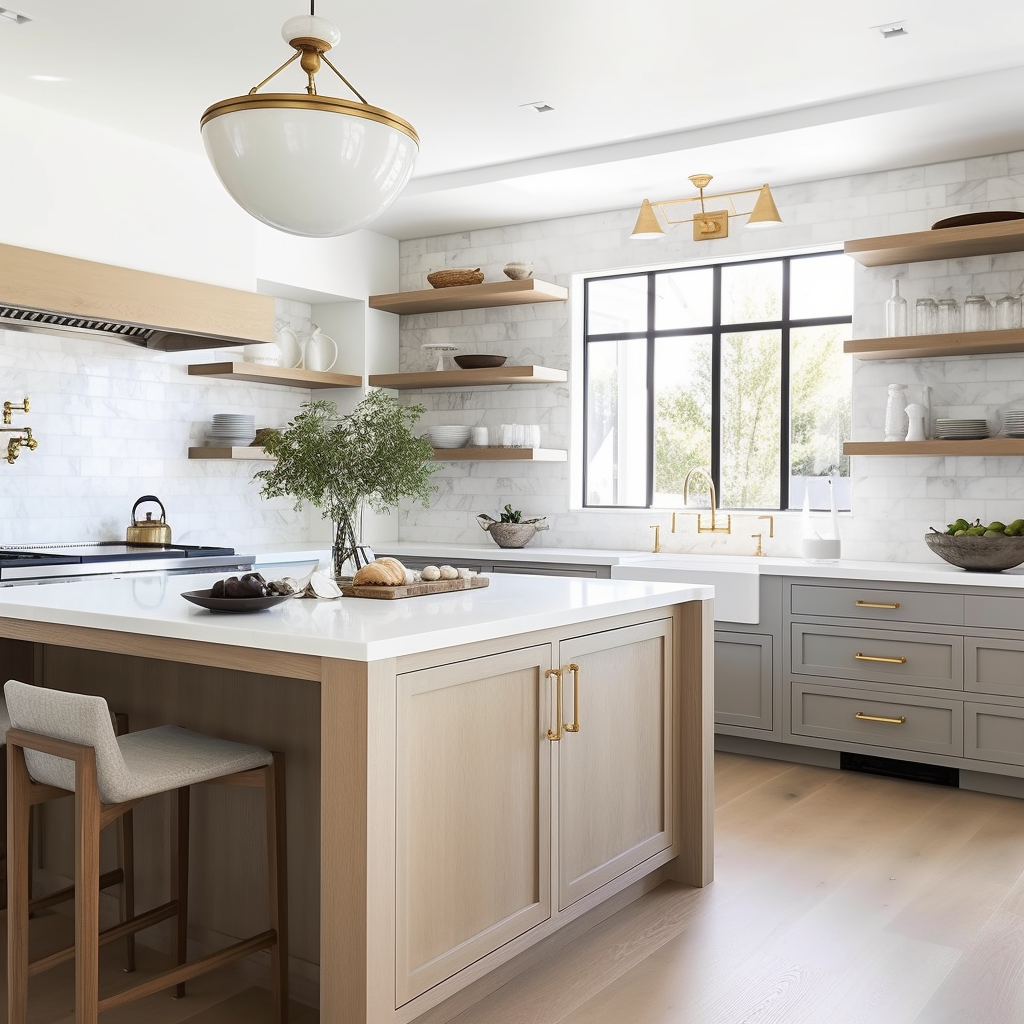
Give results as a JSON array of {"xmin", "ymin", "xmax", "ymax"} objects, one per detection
[
  {"xmin": 966, "ymin": 637, "xmax": 1024, "ymax": 697},
  {"xmin": 965, "ymin": 702, "xmax": 1024, "ymax": 766},
  {"xmin": 714, "ymin": 632, "xmax": 772, "ymax": 731},
  {"xmin": 791, "ymin": 584, "xmax": 962, "ymax": 626},
  {"xmin": 791, "ymin": 682, "xmax": 961, "ymax": 756},
  {"xmin": 491, "ymin": 565, "xmax": 601, "ymax": 578},
  {"xmin": 791, "ymin": 623, "xmax": 963, "ymax": 690},
  {"xmin": 965, "ymin": 595, "xmax": 1024, "ymax": 631}
]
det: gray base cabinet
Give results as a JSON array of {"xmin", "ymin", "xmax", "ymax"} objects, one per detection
[
  {"xmin": 714, "ymin": 632, "xmax": 773, "ymax": 732},
  {"xmin": 783, "ymin": 577, "xmax": 1024, "ymax": 786}
]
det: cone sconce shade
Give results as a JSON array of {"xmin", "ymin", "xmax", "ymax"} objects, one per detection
[
  {"xmin": 631, "ymin": 176, "xmax": 782, "ymax": 241},
  {"xmin": 631, "ymin": 199, "xmax": 665, "ymax": 239},
  {"xmin": 746, "ymin": 184, "xmax": 782, "ymax": 227},
  {"xmin": 201, "ymin": 14, "xmax": 419, "ymax": 238}
]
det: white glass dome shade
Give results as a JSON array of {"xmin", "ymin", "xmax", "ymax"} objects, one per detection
[{"xmin": 201, "ymin": 14, "xmax": 419, "ymax": 238}]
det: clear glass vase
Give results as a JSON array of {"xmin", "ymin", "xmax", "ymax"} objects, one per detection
[
  {"xmin": 331, "ymin": 500, "xmax": 376, "ymax": 580},
  {"xmin": 885, "ymin": 279, "xmax": 908, "ymax": 337}
]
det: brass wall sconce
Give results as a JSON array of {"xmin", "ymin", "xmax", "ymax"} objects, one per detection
[{"xmin": 631, "ymin": 174, "xmax": 782, "ymax": 241}]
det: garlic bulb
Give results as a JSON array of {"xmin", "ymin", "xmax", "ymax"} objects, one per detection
[
  {"xmin": 439, "ymin": 564, "xmax": 459, "ymax": 580},
  {"xmin": 420, "ymin": 565, "xmax": 441, "ymax": 581}
]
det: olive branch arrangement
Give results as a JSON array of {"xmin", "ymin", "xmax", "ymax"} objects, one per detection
[{"xmin": 254, "ymin": 391, "xmax": 437, "ymax": 575}]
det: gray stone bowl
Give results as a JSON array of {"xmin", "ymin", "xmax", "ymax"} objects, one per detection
[
  {"xmin": 925, "ymin": 532, "xmax": 1024, "ymax": 572},
  {"xmin": 487, "ymin": 523, "xmax": 538, "ymax": 548}
]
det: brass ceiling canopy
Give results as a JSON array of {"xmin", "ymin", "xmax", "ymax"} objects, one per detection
[{"xmin": 631, "ymin": 174, "xmax": 783, "ymax": 241}]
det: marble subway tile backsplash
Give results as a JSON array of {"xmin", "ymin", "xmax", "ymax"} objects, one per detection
[
  {"xmin": 0, "ymin": 320, "xmax": 314, "ymax": 548},
  {"xmin": 397, "ymin": 149, "xmax": 1024, "ymax": 560}
]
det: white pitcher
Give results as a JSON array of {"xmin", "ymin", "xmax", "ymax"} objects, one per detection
[{"xmin": 303, "ymin": 326, "xmax": 338, "ymax": 372}]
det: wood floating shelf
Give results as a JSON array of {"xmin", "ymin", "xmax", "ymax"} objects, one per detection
[
  {"xmin": 368, "ymin": 279, "xmax": 568, "ymax": 315},
  {"xmin": 432, "ymin": 447, "xmax": 567, "ymax": 462},
  {"xmin": 845, "ymin": 329, "xmax": 1024, "ymax": 360},
  {"xmin": 369, "ymin": 365, "xmax": 567, "ymax": 390},
  {"xmin": 188, "ymin": 446, "xmax": 275, "ymax": 461},
  {"xmin": 844, "ymin": 439, "xmax": 1024, "ymax": 457},
  {"xmin": 187, "ymin": 362, "xmax": 361, "ymax": 389},
  {"xmin": 845, "ymin": 220, "xmax": 1024, "ymax": 267}
]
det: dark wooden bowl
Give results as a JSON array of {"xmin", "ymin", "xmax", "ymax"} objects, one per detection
[{"xmin": 454, "ymin": 355, "xmax": 508, "ymax": 369}]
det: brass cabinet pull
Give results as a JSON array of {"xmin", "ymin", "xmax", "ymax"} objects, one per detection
[
  {"xmin": 856, "ymin": 600, "xmax": 900, "ymax": 609},
  {"xmin": 546, "ymin": 668, "xmax": 563, "ymax": 741},
  {"xmin": 855, "ymin": 711, "xmax": 906, "ymax": 725},
  {"xmin": 563, "ymin": 663, "xmax": 581, "ymax": 733},
  {"xmin": 854, "ymin": 652, "xmax": 907, "ymax": 664}
]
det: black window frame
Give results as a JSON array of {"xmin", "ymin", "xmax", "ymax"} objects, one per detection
[{"xmin": 581, "ymin": 250, "xmax": 853, "ymax": 511}]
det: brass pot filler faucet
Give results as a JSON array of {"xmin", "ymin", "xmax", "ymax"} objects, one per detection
[{"xmin": 2, "ymin": 397, "xmax": 38, "ymax": 464}]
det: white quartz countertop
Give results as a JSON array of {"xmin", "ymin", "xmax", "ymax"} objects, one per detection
[
  {"xmin": 249, "ymin": 542, "xmax": 1024, "ymax": 590},
  {"xmin": 0, "ymin": 572, "xmax": 711, "ymax": 663}
]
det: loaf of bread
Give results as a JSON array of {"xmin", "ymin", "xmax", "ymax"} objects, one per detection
[{"xmin": 352, "ymin": 556, "xmax": 407, "ymax": 586}]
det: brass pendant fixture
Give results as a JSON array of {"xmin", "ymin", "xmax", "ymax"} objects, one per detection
[{"xmin": 201, "ymin": 5, "xmax": 419, "ymax": 238}]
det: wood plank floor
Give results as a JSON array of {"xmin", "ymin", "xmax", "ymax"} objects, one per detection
[
  {"xmin": 8, "ymin": 751, "xmax": 1024, "ymax": 1023},
  {"xmin": 447, "ymin": 751, "xmax": 1024, "ymax": 1024}
]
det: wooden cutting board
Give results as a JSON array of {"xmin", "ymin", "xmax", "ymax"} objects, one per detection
[{"xmin": 341, "ymin": 576, "xmax": 490, "ymax": 600}]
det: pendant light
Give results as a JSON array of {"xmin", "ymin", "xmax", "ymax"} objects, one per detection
[{"xmin": 201, "ymin": 5, "xmax": 419, "ymax": 238}]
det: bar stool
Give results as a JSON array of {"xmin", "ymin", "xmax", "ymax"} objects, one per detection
[
  {"xmin": 1, "ymin": 695, "xmax": 135, "ymax": 951},
  {"xmin": 4, "ymin": 679, "xmax": 288, "ymax": 1024}
]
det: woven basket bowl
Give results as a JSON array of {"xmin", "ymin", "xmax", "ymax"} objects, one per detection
[
  {"xmin": 925, "ymin": 532, "xmax": 1024, "ymax": 572},
  {"xmin": 427, "ymin": 268, "xmax": 485, "ymax": 288}
]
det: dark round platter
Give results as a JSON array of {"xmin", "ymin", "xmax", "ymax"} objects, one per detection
[{"xmin": 181, "ymin": 589, "xmax": 294, "ymax": 612}]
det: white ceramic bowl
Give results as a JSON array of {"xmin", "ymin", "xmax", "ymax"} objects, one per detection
[{"xmin": 427, "ymin": 426, "xmax": 471, "ymax": 448}]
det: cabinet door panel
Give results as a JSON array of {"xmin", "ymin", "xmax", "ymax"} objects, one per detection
[
  {"xmin": 557, "ymin": 619, "xmax": 672, "ymax": 910},
  {"xmin": 396, "ymin": 645, "xmax": 551, "ymax": 1005},
  {"xmin": 715, "ymin": 632, "xmax": 772, "ymax": 730}
]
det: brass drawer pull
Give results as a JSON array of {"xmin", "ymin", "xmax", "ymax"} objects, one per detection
[
  {"xmin": 855, "ymin": 600, "xmax": 900, "ymax": 610},
  {"xmin": 563, "ymin": 663, "xmax": 581, "ymax": 734},
  {"xmin": 855, "ymin": 711, "xmax": 906, "ymax": 725},
  {"xmin": 854, "ymin": 652, "xmax": 907, "ymax": 664},
  {"xmin": 545, "ymin": 668, "xmax": 563, "ymax": 741}
]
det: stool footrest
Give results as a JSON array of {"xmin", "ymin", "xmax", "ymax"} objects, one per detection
[
  {"xmin": 97, "ymin": 928, "xmax": 278, "ymax": 1013},
  {"xmin": 20, "ymin": 868, "xmax": 124, "ymax": 917},
  {"xmin": 28, "ymin": 901, "xmax": 178, "ymax": 976}
]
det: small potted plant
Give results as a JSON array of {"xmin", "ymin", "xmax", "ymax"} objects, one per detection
[
  {"xmin": 255, "ymin": 392, "xmax": 437, "ymax": 578},
  {"xmin": 476, "ymin": 503, "xmax": 548, "ymax": 548}
]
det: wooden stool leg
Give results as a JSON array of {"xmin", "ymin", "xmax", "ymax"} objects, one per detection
[
  {"xmin": 7, "ymin": 742, "xmax": 32, "ymax": 1024},
  {"xmin": 265, "ymin": 754, "xmax": 289, "ymax": 1023},
  {"xmin": 172, "ymin": 786, "xmax": 190, "ymax": 999},
  {"xmin": 74, "ymin": 746, "xmax": 101, "ymax": 1024},
  {"xmin": 118, "ymin": 808, "xmax": 136, "ymax": 972}
]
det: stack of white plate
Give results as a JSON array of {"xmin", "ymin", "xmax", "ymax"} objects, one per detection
[
  {"xmin": 207, "ymin": 413, "xmax": 256, "ymax": 447},
  {"xmin": 426, "ymin": 425, "xmax": 472, "ymax": 448},
  {"xmin": 934, "ymin": 418, "xmax": 988, "ymax": 440},
  {"xmin": 1004, "ymin": 411, "xmax": 1024, "ymax": 437}
]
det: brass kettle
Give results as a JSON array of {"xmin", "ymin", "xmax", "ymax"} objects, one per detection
[{"xmin": 127, "ymin": 495, "xmax": 172, "ymax": 545}]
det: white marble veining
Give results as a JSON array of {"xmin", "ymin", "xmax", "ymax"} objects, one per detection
[{"xmin": 0, "ymin": 572, "xmax": 708, "ymax": 662}]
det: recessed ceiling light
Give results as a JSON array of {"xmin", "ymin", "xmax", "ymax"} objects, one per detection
[
  {"xmin": 520, "ymin": 101, "xmax": 555, "ymax": 114},
  {"xmin": 874, "ymin": 21, "xmax": 907, "ymax": 38},
  {"xmin": 0, "ymin": 6, "xmax": 31, "ymax": 24},
  {"xmin": 30, "ymin": 75, "xmax": 65, "ymax": 82}
]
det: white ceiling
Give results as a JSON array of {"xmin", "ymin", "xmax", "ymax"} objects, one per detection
[{"xmin": 3, "ymin": 1, "xmax": 1024, "ymax": 239}]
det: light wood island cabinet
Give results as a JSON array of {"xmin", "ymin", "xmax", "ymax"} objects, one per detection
[{"xmin": 0, "ymin": 575, "xmax": 712, "ymax": 1024}]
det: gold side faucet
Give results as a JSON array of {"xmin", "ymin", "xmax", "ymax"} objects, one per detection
[
  {"xmin": 676, "ymin": 467, "xmax": 731, "ymax": 535},
  {"xmin": 2, "ymin": 396, "xmax": 38, "ymax": 463}
]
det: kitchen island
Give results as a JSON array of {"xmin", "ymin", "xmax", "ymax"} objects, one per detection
[{"xmin": 0, "ymin": 571, "xmax": 714, "ymax": 1024}]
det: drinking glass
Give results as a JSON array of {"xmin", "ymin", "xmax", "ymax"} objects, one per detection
[
  {"xmin": 963, "ymin": 295, "xmax": 992, "ymax": 332},
  {"xmin": 936, "ymin": 298, "xmax": 960, "ymax": 334},
  {"xmin": 914, "ymin": 298, "xmax": 937, "ymax": 335}
]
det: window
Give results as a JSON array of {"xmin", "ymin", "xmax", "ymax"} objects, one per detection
[{"xmin": 582, "ymin": 252, "xmax": 853, "ymax": 512}]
